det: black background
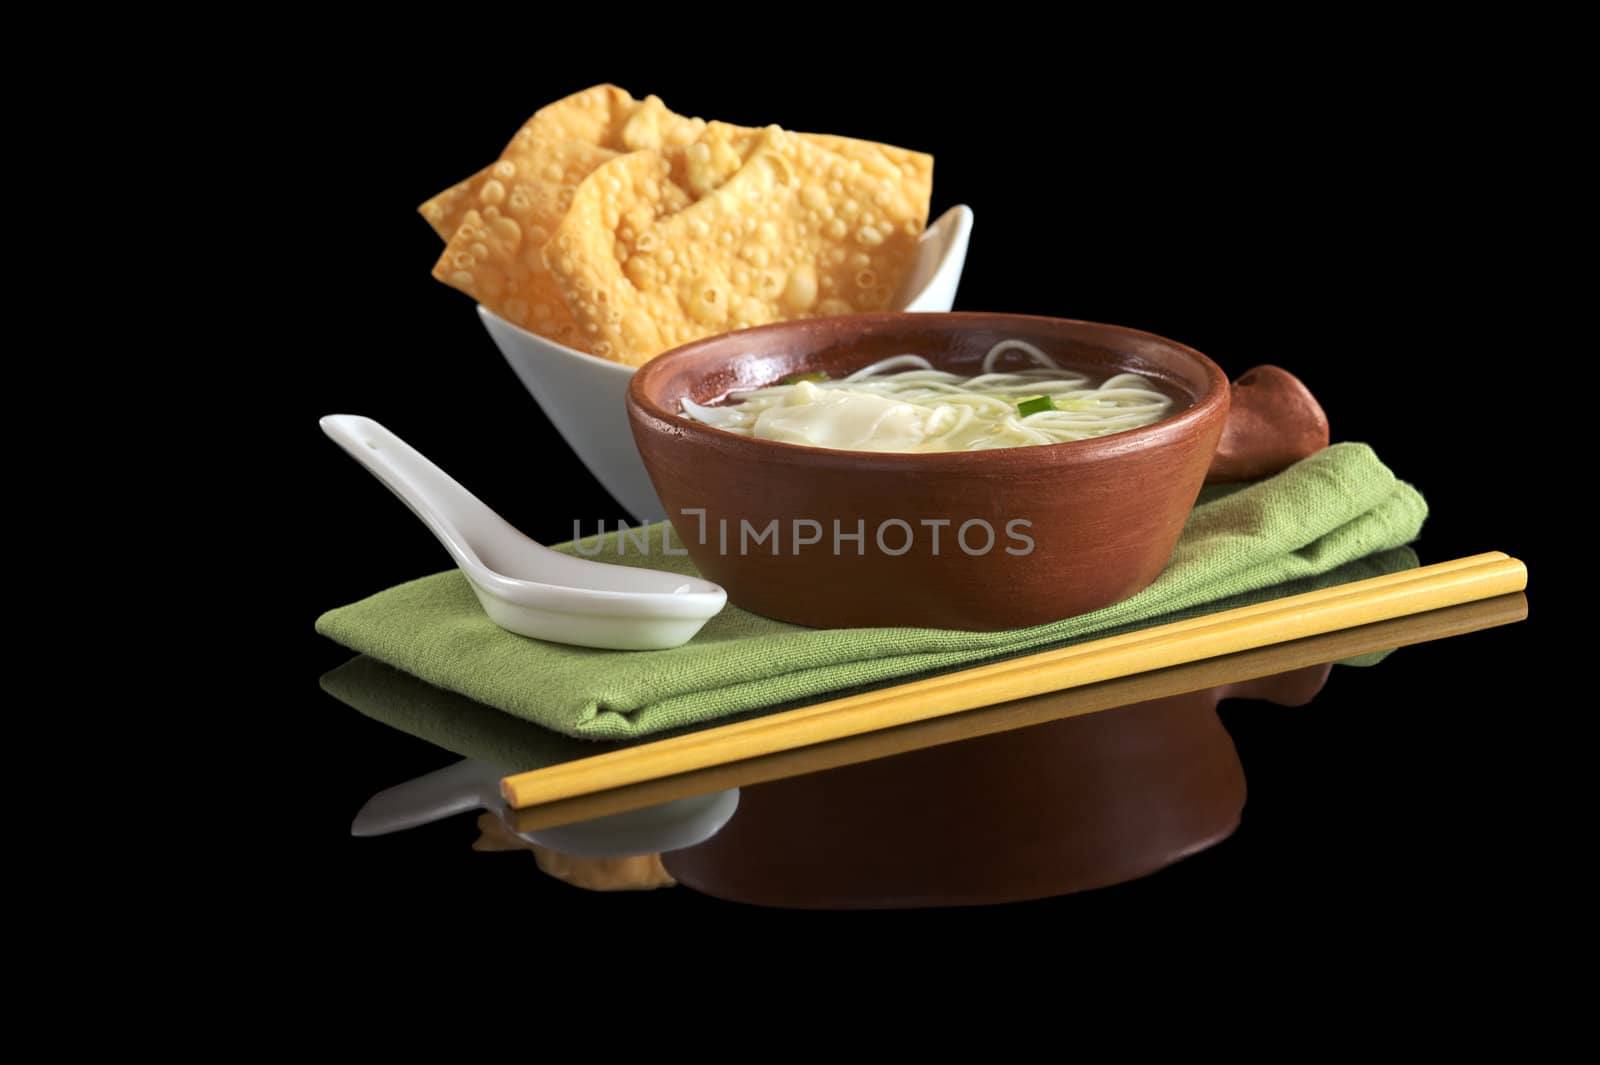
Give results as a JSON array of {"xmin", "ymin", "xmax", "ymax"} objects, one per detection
[{"xmin": 270, "ymin": 45, "xmax": 1550, "ymax": 940}]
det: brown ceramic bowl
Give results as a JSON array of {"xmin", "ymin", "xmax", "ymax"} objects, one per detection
[{"xmin": 627, "ymin": 312, "xmax": 1321, "ymax": 630}]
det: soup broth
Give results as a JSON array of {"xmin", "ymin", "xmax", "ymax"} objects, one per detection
[{"xmin": 680, "ymin": 339, "xmax": 1188, "ymax": 453}]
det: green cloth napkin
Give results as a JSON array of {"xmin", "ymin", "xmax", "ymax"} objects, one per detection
[
  {"xmin": 320, "ymin": 543, "xmax": 1418, "ymax": 769},
  {"xmin": 316, "ymin": 442, "xmax": 1426, "ymax": 740}
]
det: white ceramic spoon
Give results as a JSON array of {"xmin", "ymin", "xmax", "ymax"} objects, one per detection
[
  {"xmin": 350, "ymin": 758, "xmax": 739, "ymax": 858},
  {"xmin": 321, "ymin": 414, "xmax": 726, "ymax": 650}
]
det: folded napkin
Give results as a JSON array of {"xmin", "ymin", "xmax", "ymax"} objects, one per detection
[
  {"xmin": 316, "ymin": 442, "xmax": 1426, "ymax": 740},
  {"xmin": 322, "ymin": 539, "xmax": 1416, "ymax": 766}
]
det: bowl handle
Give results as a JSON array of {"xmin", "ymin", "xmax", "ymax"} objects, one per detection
[{"xmin": 1205, "ymin": 365, "xmax": 1331, "ymax": 483}]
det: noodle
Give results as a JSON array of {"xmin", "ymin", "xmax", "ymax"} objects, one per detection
[{"xmin": 678, "ymin": 340, "xmax": 1176, "ymax": 453}]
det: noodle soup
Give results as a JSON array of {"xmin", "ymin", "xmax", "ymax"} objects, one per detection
[
  {"xmin": 629, "ymin": 311, "xmax": 1233, "ymax": 629},
  {"xmin": 680, "ymin": 340, "xmax": 1183, "ymax": 453}
]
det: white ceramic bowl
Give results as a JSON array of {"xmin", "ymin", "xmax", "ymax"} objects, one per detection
[{"xmin": 478, "ymin": 204, "xmax": 975, "ymax": 521}]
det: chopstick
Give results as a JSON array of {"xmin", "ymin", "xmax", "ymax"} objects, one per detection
[{"xmin": 500, "ymin": 551, "xmax": 1527, "ymax": 810}]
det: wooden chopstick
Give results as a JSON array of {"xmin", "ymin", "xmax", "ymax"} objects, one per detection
[
  {"xmin": 500, "ymin": 552, "xmax": 1527, "ymax": 809},
  {"xmin": 506, "ymin": 591, "xmax": 1529, "ymax": 832}
]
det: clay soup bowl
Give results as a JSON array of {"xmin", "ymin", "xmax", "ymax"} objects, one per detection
[{"xmin": 627, "ymin": 312, "xmax": 1326, "ymax": 630}]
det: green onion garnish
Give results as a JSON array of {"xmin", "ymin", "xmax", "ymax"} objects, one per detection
[
  {"xmin": 1016, "ymin": 395, "xmax": 1055, "ymax": 417},
  {"xmin": 781, "ymin": 371, "xmax": 831, "ymax": 385}
]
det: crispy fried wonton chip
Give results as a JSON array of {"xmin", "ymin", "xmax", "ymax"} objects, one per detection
[
  {"xmin": 423, "ymin": 85, "xmax": 934, "ymax": 364},
  {"xmin": 420, "ymin": 85, "xmax": 693, "ymax": 242},
  {"xmin": 429, "ymin": 140, "xmax": 619, "ymax": 348},
  {"xmin": 544, "ymin": 125, "xmax": 927, "ymax": 364}
]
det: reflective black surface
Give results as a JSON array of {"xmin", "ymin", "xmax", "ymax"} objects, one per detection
[{"xmin": 306, "ymin": 549, "xmax": 1530, "ymax": 919}]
